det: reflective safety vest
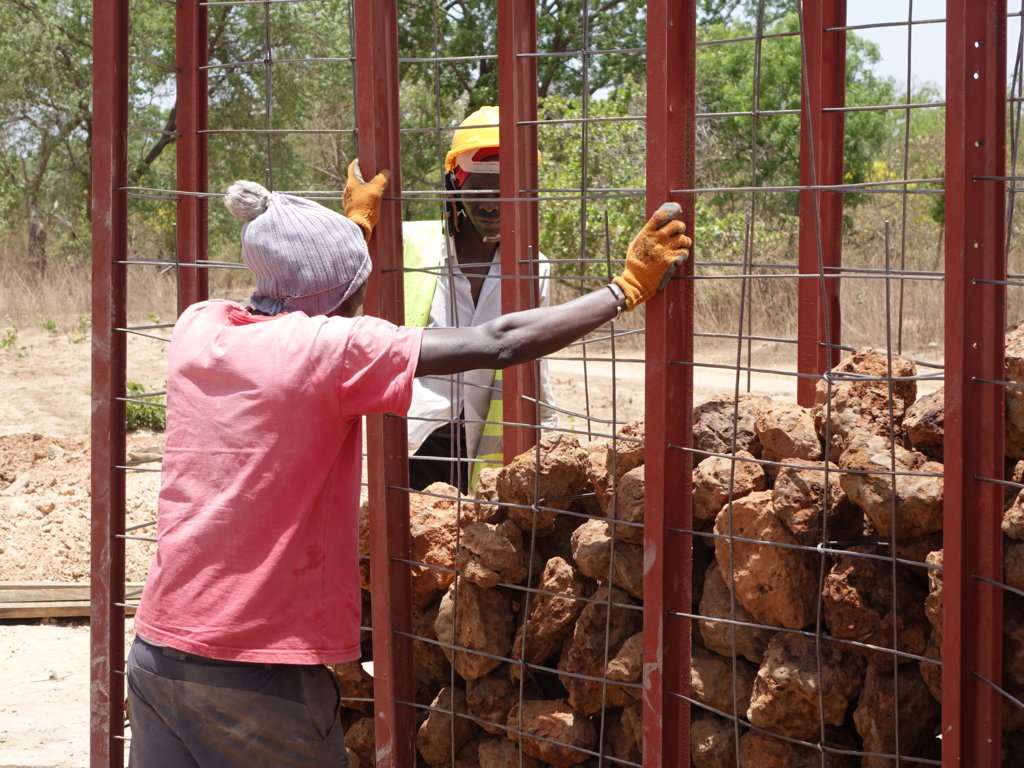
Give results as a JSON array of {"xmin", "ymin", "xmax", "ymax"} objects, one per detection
[
  {"xmin": 472, "ymin": 370, "xmax": 504, "ymax": 487},
  {"xmin": 402, "ymin": 221, "xmax": 504, "ymax": 488},
  {"xmin": 402, "ymin": 220, "xmax": 445, "ymax": 327}
]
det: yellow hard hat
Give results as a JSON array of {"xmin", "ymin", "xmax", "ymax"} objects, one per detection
[{"xmin": 445, "ymin": 105, "xmax": 500, "ymax": 172}]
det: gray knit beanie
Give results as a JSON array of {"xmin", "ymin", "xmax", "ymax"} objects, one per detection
[{"xmin": 224, "ymin": 180, "xmax": 371, "ymax": 316}]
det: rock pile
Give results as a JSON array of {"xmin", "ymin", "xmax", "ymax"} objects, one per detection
[
  {"xmin": 344, "ymin": 428, "xmax": 647, "ymax": 767},
  {"xmin": 340, "ymin": 343, "xmax": 1024, "ymax": 767},
  {"xmin": 691, "ymin": 344, "xmax": 1024, "ymax": 767}
]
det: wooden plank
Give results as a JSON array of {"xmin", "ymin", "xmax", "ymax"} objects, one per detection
[
  {"xmin": 0, "ymin": 601, "xmax": 139, "ymax": 619},
  {"xmin": 0, "ymin": 583, "xmax": 142, "ymax": 619}
]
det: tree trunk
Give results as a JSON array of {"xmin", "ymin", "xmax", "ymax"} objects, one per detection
[{"xmin": 27, "ymin": 198, "xmax": 47, "ymax": 274}]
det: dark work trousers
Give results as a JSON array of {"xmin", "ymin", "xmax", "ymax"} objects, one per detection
[
  {"xmin": 408, "ymin": 421, "xmax": 470, "ymax": 494},
  {"xmin": 126, "ymin": 636, "xmax": 347, "ymax": 768}
]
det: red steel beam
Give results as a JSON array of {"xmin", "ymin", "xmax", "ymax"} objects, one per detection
[
  {"xmin": 90, "ymin": 2, "xmax": 130, "ymax": 767},
  {"xmin": 942, "ymin": 1, "xmax": 1006, "ymax": 764},
  {"xmin": 353, "ymin": 2, "xmax": 417, "ymax": 766},
  {"xmin": 797, "ymin": 0, "xmax": 846, "ymax": 407},
  {"xmin": 176, "ymin": 0, "xmax": 209, "ymax": 311},
  {"xmin": 643, "ymin": 2, "xmax": 695, "ymax": 766},
  {"xmin": 498, "ymin": 0, "xmax": 541, "ymax": 460}
]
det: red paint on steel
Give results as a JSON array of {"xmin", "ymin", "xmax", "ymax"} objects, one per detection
[
  {"xmin": 353, "ymin": 2, "xmax": 416, "ymax": 766},
  {"xmin": 498, "ymin": 0, "xmax": 541, "ymax": 460},
  {"xmin": 90, "ymin": 2, "xmax": 129, "ymax": 766},
  {"xmin": 176, "ymin": 0, "xmax": 209, "ymax": 311},
  {"xmin": 797, "ymin": 0, "xmax": 846, "ymax": 407},
  {"xmin": 643, "ymin": 2, "xmax": 695, "ymax": 766},
  {"xmin": 942, "ymin": 1, "xmax": 1006, "ymax": 764}
]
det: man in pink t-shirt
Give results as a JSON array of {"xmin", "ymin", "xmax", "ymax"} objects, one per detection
[{"xmin": 126, "ymin": 161, "xmax": 691, "ymax": 768}]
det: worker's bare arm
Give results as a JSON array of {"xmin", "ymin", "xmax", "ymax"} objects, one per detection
[
  {"xmin": 415, "ymin": 288, "xmax": 621, "ymax": 377},
  {"xmin": 414, "ymin": 202, "xmax": 691, "ymax": 377}
]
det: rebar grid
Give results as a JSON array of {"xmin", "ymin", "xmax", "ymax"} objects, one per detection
[{"xmin": 90, "ymin": 1, "xmax": 1024, "ymax": 767}]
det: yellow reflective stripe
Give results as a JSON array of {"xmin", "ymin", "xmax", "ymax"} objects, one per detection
[
  {"xmin": 471, "ymin": 371, "xmax": 503, "ymax": 489},
  {"xmin": 402, "ymin": 220, "xmax": 445, "ymax": 327}
]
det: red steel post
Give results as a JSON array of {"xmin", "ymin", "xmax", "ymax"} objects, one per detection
[
  {"xmin": 643, "ymin": 2, "xmax": 695, "ymax": 766},
  {"xmin": 353, "ymin": 2, "xmax": 417, "ymax": 766},
  {"xmin": 497, "ymin": 0, "xmax": 541, "ymax": 460},
  {"xmin": 90, "ymin": 2, "xmax": 130, "ymax": 766},
  {"xmin": 797, "ymin": 0, "xmax": 846, "ymax": 407},
  {"xmin": 176, "ymin": 0, "xmax": 209, "ymax": 310},
  {"xmin": 942, "ymin": 1, "xmax": 1006, "ymax": 763}
]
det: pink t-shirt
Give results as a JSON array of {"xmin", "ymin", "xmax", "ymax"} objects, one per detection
[{"xmin": 134, "ymin": 300, "xmax": 423, "ymax": 665}]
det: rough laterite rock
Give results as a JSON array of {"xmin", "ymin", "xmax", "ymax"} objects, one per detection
[
  {"xmin": 754, "ymin": 400, "xmax": 823, "ymax": 466},
  {"xmin": 903, "ymin": 387, "xmax": 945, "ymax": 460},
  {"xmin": 557, "ymin": 586, "xmax": 641, "ymax": 715},
  {"xmin": 607, "ymin": 465, "xmax": 645, "ymax": 544},
  {"xmin": 771, "ymin": 458, "xmax": 861, "ymax": 545},
  {"xmin": 604, "ymin": 631, "xmax": 644, "ymax": 706},
  {"xmin": 692, "ymin": 451, "xmax": 767, "ymax": 522},
  {"xmin": 697, "ymin": 560, "xmax": 774, "ymax": 664},
  {"xmin": 434, "ymin": 580, "xmax": 515, "ymax": 681},
  {"xmin": 693, "ymin": 393, "xmax": 772, "ymax": 459},
  {"xmin": 813, "ymin": 347, "xmax": 917, "ymax": 462},
  {"xmin": 691, "ymin": 714, "xmax": 738, "ymax": 768},
  {"xmin": 478, "ymin": 737, "xmax": 543, "ymax": 768},
  {"xmin": 605, "ymin": 418, "xmax": 646, "ymax": 481},
  {"xmin": 747, "ymin": 633, "xmax": 865, "ymax": 740},
  {"xmin": 456, "ymin": 519, "xmax": 528, "ymax": 589},
  {"xmin": 852, "ymin": 664, "xmax": 940, "ymax": 768},
  {"xmin": 739, "ymin": 730, "xmax": 854, "ymax": 768},
  {"xmin": 691, "ymin": 644, "xmax": 756, "ymax": 718},
  {"xmin": 506, "ymin": 699, "xmax": 598, "ymax": 768},
  {"xmin": 839, "ymin": 434, "xmax": 943, "ymax": 541},
  {"xmin": 713, "ymin": 490, "xmax": 819, "ymax": 629},
  {"xmin": 1005, "ymin": 321, "xmax": 1024, "ymax": 459},
  {"xmin": 821, "ymin": 545, "xmax": 929, "ymax": 665},
  {"xmin": 466, "ymin": 673, "xmax": 519, "ymax": 736},
  {"xmin": 416, "ymin": 686, "xmax": 478, "ymax": 767},
  {"xmin": 511, "ymin": 556, "xmax": 589, "ymax": 681},
  {"xmin": 498, "ymin": 434, "xmax": 591, "ymax": 535}
]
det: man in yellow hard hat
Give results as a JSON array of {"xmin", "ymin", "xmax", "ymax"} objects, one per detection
[{"xmin": 403, "ymin": 105, "xmax": 556, "ymax": 493}]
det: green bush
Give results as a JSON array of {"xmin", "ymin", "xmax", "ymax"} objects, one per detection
[
  {"xmin": 125, "ymin": 381, "xmax": 167, "ymax": 432},
  {"xmin": 0, "ymin": 327, "xmax": 16, "ymax": 350}
]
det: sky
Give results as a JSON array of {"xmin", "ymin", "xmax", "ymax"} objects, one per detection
[{"xmin": 848, "ymin": 0, "xmax": 1023, "ymax": 94}]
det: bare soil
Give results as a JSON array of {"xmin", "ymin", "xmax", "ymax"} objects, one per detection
[{"xmin": 0, "ymin": 328, "xmax": 167, "ymax": 768}]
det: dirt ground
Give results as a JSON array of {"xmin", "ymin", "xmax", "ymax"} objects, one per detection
[{"xmin": 0, "ymin": 323, "xmax": 811, "ymax": 767}]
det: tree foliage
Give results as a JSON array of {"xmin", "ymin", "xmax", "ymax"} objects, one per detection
[
  {"xmin": 0, "ymin": 0, "xmax": 92, "ymax": 268},
  {"xmin": 696, "ymin": 11, "xmax": 897, "ymax": 216},
  {"xmin": 0, "ymin": 0, "xmax": 918, "ymax": 281}
]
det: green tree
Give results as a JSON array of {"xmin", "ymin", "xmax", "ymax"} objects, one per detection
[
  {"xmin": 0, "ymin": 0, "xmax": 901, "ymax": 282},
  {"xmin": 398, "ymin": 0, "xmax": 645, "ymax": 109},
  {"xmin": 697, "ymin": 11, "xmax": 898, "ymax": 217},
  {"xmin": 0, "ymin": 0, "xmax": 93, "ymax": 270}
]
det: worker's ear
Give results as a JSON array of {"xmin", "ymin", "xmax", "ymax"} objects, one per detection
[{"xmin": 444, "ymin": 171, "xmax": 462, "ymax": 235}]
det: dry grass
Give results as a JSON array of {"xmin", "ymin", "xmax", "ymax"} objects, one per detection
[
  {"xmin": 0, "ymin": 232, "xmax": 243, "ymax": 332},
  {"xmin": 0, "ymin": 233, "xmax": 96, "ymax": 333},
  {"xmin": 689, "ymin": 193, "xmax": 953, "ymax": 367},
  {"xmin": 7, "ymin": 189, "xmax": 1021, "ymax": 372}
]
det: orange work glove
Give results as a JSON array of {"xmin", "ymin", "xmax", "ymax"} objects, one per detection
[
  {"xmin": 342, "ymin": 159, "xmax": 391, "ymax": 242},
  {"xmin": 613, "ymin": 202, "xmax": 691, "ymax": 310}
]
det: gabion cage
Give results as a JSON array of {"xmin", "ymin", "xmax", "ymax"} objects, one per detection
[{"xmin": 92, "ymin": 1, "xmax": 1022, "ymax": 766}]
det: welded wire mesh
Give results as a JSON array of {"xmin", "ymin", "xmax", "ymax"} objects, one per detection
[
  {"xmin": 93, "ymin": 1, "xmax": 1024, "ymax": 767},
  {"xmin": 678, "ymin": 2, "xmax": 1020, "ymax": 766},
  {"xmin": 681, "ymin": 2, "xmax": 945, "ymax": 764},
  {"xmin": 389, "ymin": 3, "xmax": 651, "ymax": 765}
]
